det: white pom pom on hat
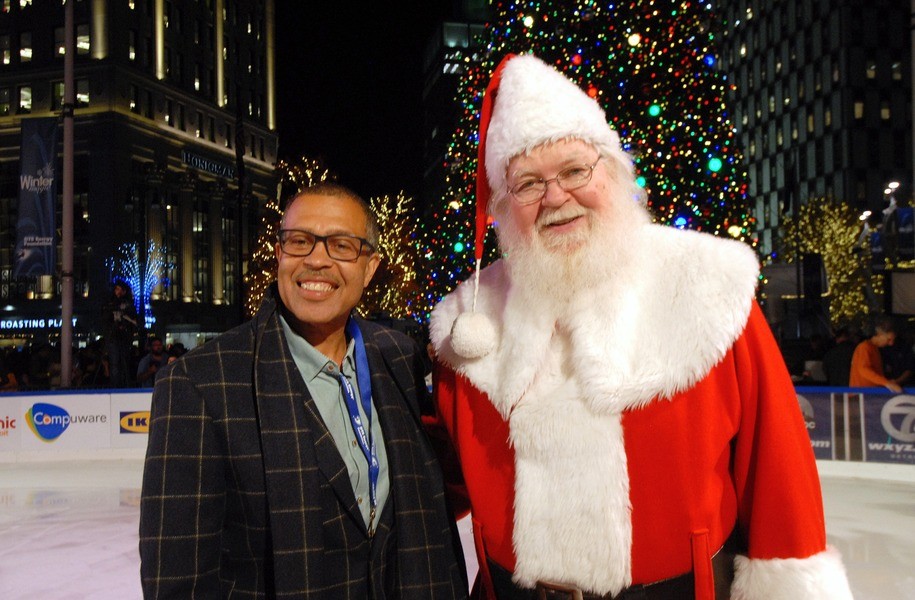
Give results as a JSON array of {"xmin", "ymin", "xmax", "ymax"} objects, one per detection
[{"xmin": 449, "ymin": 53, "xmax": 628, "ymax": 359}]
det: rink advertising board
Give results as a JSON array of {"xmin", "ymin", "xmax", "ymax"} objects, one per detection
[
  {"xmin": 796, "ymin": 392, "xmax": 834, "ymax": 460},
  {"xmin": 862, "ymin": 394, "xmax": 915, "ymax": 464},
  {"xmin": 1, "ymin": 389, "xmax": 913, "ymax": 465},
  {"xmin": 19, "ymin": 394, "xmax": 110, "ymax": 450},
  {"xmin": 110, "ymin": 392, "xmax": 152, "ymax": 448},
  {"xmin": 0, "ymin": 408, "xmax": 21, "ymax": 450}
]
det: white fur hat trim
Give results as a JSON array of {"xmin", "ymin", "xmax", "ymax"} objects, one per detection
[{"xmin": 484, "ymin": 54, "xmax": 628, "ymax": 198}]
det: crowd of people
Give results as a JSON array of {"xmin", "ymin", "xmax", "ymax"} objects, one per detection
[{"xmin": 0, "ymin": 329, "xmax": 188, "ymax": 392}]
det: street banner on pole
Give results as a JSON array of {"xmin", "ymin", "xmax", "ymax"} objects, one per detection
[{"xmin": 14, "ymin": 117, "xmax": 59, "ymax": 277}]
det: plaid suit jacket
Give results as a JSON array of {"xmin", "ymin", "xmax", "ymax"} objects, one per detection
[{"xmin": 140, "ymin": 286, "xmax": 467, "ymax": 599}]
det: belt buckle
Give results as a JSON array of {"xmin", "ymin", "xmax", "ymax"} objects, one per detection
[{"xmin": 536, "ymin": 580, "xmax": 585, "ymax": 600}]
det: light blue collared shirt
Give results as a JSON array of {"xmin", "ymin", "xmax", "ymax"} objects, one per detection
[{"xmin": 280, "ymin": 315, "xmax": 389, "ymax": 530}]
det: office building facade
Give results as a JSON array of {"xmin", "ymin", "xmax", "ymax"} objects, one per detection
[
  {"xmin": 0, "ymin": 0, "xmax": 278, "ymax": 347},
  {"xmin": 717, "ymin": 0, "xmax": 911, "ymax": 257}
]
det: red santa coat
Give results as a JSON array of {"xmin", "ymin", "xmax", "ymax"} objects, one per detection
[{"xmin": 429, "ymin": 225, "xmax": 852, "ymax": 599}]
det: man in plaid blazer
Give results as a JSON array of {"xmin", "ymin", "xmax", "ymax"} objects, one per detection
[{"xmin": 140, "ymin": 184, "xmax": 468, "ymax": 599}]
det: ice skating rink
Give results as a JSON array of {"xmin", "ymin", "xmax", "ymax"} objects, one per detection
[{"xmin": 0, "ymin": 456, "xmax": 912, "ymax": 599}]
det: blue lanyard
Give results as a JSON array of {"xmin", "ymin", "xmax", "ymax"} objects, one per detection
[{"xmin": 339, "ymin": 318, "xmax": 378, "ymax": 533}]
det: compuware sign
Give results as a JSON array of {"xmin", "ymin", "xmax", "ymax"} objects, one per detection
[{"xmin": 19, "ymin": 395, "xmax": 110, "ymax": 450}]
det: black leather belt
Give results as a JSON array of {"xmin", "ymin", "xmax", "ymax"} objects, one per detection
[
  {"xmin": 488, "ymin": 561, "xmax": 692, "ymax": 600},
  {"xmin": 486, "ymin": 530, "xmax": 738, "ymax": 600}
]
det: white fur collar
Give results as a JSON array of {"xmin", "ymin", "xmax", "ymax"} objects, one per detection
[{"xmin": 430, "ymin": 224, "xmax": 760, "ymax": 415}]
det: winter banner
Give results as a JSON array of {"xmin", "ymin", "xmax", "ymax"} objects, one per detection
[
  {"xmin": 862, "ymin": 394, "xmax": 915, "ymax": 465},
  {"xmin": 14, "ymin": 117, "xmax": 58, "ymax": 277}
]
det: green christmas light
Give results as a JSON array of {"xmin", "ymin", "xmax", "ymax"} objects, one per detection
[{"xmin": 708, "ymin": 157, "xmax": 723, "ymax": 172}]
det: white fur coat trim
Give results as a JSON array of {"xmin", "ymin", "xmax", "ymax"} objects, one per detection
[
  {"xmin": 431, "ymin": 224, "xmax": 760, "ymax": 416},
  {"xmin": 731, "ymin": 547, "xmax": 854, "ymax": 599},
  {"xmin": 431, "ymin": 225, "xmax": 759, "ymax": 592}
]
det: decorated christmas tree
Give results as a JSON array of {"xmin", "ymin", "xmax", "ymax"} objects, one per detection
[{"xmin": 417, "ymin": 0, "xmax": 754, "ymax": 319}]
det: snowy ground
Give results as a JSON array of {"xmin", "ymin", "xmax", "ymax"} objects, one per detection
[{"xmin": 0, "ymin": 457, "xmax": 912, "ymax": 599}]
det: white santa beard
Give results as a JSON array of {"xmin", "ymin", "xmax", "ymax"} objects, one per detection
[
  {"xmin": 488, "ymin": 194, "xmax": 650, "ymax": 593},
  {"xmin": 495, "ymin": 193, "xmax": 649, "ymax": 317}
]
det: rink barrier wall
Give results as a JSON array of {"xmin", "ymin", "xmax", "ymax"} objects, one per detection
[{"xmin": 0, "ymin": 388, "xmax": 913, "ymax": 480}]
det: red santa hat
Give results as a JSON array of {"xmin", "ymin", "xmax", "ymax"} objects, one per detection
[{"xmin": 449, "ymin": 53, "xmax": 631, "ymax": 359}]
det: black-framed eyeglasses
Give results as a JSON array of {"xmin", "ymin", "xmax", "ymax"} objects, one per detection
[
  {"xmin": 277, "ymin": 229, "xmax": 375, "ymax": 262},
  {"xmin": 508, "ymin": 155, "xmax": 602, "ymax": 205}
]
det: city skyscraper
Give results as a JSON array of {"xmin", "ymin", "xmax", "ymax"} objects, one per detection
[
  {"xmin": 0, "ymin": 0, "xmax": 278, "ymax": 346},
  {"xmin": 718, "ymin": 0, "xmax": 911, "ymax": 257}
]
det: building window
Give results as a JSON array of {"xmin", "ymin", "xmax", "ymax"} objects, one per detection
[
  {"xmin": 52, "ymin": 81, "xmax": 64, "ymax": 109},
  {"xmin": 130, "ymin": 84, "xmax": 140, "ymax": 113},
  {"xmin": 55, "ymin": 27, "xmax": 65, "ymax": 56},
  {"xmin": 854, "ymin": 101, "xmax": 864, "ymax": 119},
  {"xmin": 165, "ymin": 99, "xmax": 172, "ymax": 125},
  {"xmin": 865, "ymin": 60, "xmax": 876, "ymax": 80},
  {"xmin": 128, "ymin": 0, "xmax": 135, "ymax": 9},
  {"xmin": 225, "ymin": 124, "xmax": 232, "ymax": 148},
  {"xmin": 19, "ymin": 0, "xmax": 31, "ymax": 7},
  {"xmin": 145, "ymin": 90, "xmax": 154, "ymax": 119},
  {"xmin": 1, "ymin": 35, "xmax": 10, "ymax": 64},
  {"xmin": 208, "ymin": 116, "xmax": 215, "ymax": 141},
  {"xmin": 194, "ymin": 63, "xmax": 201, "ymax": 91},
  {"xmin": 880, "ymin": 101, "xmax": 890, "ymax": 120},
  {"xmin": 76, "ymin": 78, "xmax": 89, "ymax": 106},
  {"xmin": 77, "ymin": 24, "xmax": 90, "ymax": 55},
  {"xmin": 129, "ymin": 30, "xmax": 137, "ymax": 61},
  {"xmin": 1, "ymin": 0, "xmax": 10, "ymax": 13},
  {"xmin": 144, "ymin": 36, "xmax": 152, "ymax": 68},
  {"xmin": 18, "ymin": 85, "xmax": 31, "ymax": 113},
  {"xmin": 19, "ymin": 32, "xmax": 32, "ymax": 62},
  {"xmin": 0, "ymin": 88, "xmax": 9, "ymax": 116},
  {"xmin": 54, "ymin": 79, "xmax": 90, "ymax": 109},
  {"xmin": 824, "ymin": 107, "xmax": 831, "ymax": 127},
  {"xmin": 807, "ymin": 114, "xmax": 814, "ymax": 132},
  {"xmin": 891, "ymin": 62, "xmax": 902, "ymax": 81},
  {"xmin": 196, "ymin": 111, "xmax": 203, "ymax": 137},
  {"xmin": 177, "ymin": 103, "xmax": 185, "ymax": 130},
  {"xmin": 175, "ymin": 53, "xmax": 183, "ymax": 85}
]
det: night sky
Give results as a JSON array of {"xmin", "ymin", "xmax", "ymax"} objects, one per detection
[{"xmin": 273, "ymin": 2, "xmax": 449, "ymax": 201}]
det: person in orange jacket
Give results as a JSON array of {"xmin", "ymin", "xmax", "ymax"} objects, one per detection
[
  {"xmin": 849, "ymin": 315, "xmax": 903, "ymax": 392},
  {"xmin": 428, "ymin": 54, "xmax": 853, "ymax": 600}
]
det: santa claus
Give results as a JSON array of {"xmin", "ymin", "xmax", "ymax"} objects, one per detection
[{"xmin": 429, "ymin": 54, "xmax": 853, "ymax": 599}]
